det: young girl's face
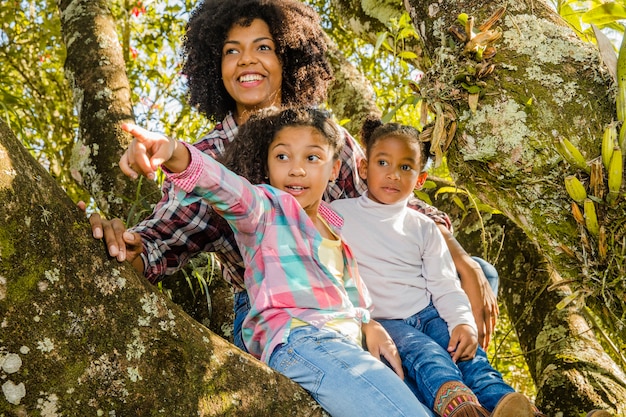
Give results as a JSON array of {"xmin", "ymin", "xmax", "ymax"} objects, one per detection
[
  {"xmin": 359, "ymin": 135, "xmax": 427, "ymax": 205},
  {"xmin": 267, "ymin": 126, "xmax": 340, "ymax": 216},
  {"xmin": 221, "ymin": 19, "xmax": 283, "ymax": 123}
]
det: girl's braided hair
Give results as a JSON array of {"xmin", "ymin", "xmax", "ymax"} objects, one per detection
[
  {"xmin": 182, "ymin": 0, "xmax": 333, "ymax": 122},
  {"xmin": 221, "ymin": 107, "xmax": 344, "ymax": 184},
  {"xmin": 360, "ymin": 115, "xmax": 432, "ymax": 172}
]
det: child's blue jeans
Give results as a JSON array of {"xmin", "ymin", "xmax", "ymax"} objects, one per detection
[
  {"xmin": 232, "ymin": 258, "xmax": 499, "ymax": 351},
  {"xmin": 233, "ymin": 290, "xmax": 250, "ymax": 351},
  {"xmin": 378, "ymin": 303, "xmax": 514, "ymax": 411},
  {"xmin": 269, "ymin": 325, "xmax": 434, "ymax": 417},
  {"xmin": 233, "ymin": 256, "xmax": 499, "ymax": 352}
]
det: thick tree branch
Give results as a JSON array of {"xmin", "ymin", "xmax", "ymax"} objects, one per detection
[
  {"xmin": 405, "ymin": 0, "xmax": 625, "ymax": 413},
  {"xmin": 0, "ymin": 118, "xmax": 323, "ymax": 415}
]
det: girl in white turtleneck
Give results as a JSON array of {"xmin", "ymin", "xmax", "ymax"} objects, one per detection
[{"xmin": 331, "ymin": 117, "xmax": 542, "ymax": 417}]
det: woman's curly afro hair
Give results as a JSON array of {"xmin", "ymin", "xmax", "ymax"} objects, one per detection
[
  {"xmin": 182, "ymin": 0, "xmax": 333, "ymax": 123},
  {"xmin": 220, "ymin": 106, "xmax": 344, "ymax": 185}
]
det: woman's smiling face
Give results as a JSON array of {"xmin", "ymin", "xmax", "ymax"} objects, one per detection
[{"xmin": 221, "ymin": 18, "xmax": 283, "ymax": 123}]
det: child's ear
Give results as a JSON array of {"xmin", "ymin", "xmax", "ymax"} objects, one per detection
[
  {"xmin": 330, "ymin": 159, "xmax": 341, "ymax": 182},
  {"xmin": 358, "ymin": 158, "xmax": 368, "ymax": 180},
  {"xmin": 414, "ymin": 172, "xmax": 428, "ymax": 190}
]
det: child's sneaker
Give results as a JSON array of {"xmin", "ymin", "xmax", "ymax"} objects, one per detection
[{"xmin": 491, "ymin": 392, "xmax": 534, "ymax": 417}]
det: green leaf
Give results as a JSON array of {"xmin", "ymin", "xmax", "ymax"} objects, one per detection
[
  {"xmin": 475, "ymin": 203, "xmax": 499, "ymax": 214},
  {"xmin": 374, "ymin": 32, "xmax": 388, "ymax": 54},
  {"xmin": 421, "ymin": 180, "xmax": 437, "ymax": 190},
  {"xmin": 398, "ymin": 51, "xmax": 418, "ymax": 60},
  {"xmin": 435, "ymin": 186, "xmax": 468, "ymax": 196},
  {"xmin": 558, "ymin": 5, "xmax": 583, "ymax": 34},
  {"xmin": 556, "ymin": 291, "xmax": 581, "ymax": 310},
  {"xmin": 452, "ymin": 196, "xmax": 467, "ymax": 212},
  {"xmin": 398, "ymin": 27, "xmax": 418, "ymax": 41},
  {"xmin": 381, "ymin": 95, "xmax": 419, "ymax": 123},
  {"xmin": 399, "ymin": 12, "xmax": 412, "ymax": 27},
  {"xmin": 413, "ymin": 190, "xmax": 433, "ymax": 205},
  {"xmin": 461, "ymin": 83, "xmax": 482, "ymax": 94},
  {"xmin": 582, "ymin": 3, "xmax": 626, "ymax": 26}
]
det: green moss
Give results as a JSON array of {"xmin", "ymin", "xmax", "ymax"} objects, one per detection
[
  {"xmin": 0, "ymin": 219, "xmax": 49, "ymax": 304},
  {"xmin": 0, "ymin": 225, "xmax": 15, "ymax": 259},
  {"xmin": 6, "ymin": 260, "xmax": 46, "ymax": 304}
]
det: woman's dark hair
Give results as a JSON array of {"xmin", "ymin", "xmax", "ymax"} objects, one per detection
[
  {"xmin": 360, "ymin": 115, "xmax": 432, "ymax": 172},
  {"xmin": 221, "ymin": 107, "xmax": 344, "ymax": 184},
  {"xmin": 182, "ymin": 0, "xmax": 333, "ymax": 123}
]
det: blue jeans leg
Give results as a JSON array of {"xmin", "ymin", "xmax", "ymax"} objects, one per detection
[
  {"xmin": 471, "ymin": 256, "xmax": 499, "ymax": 295},
  {"xmin": 379, "ymin": 319, "xmax": 463, "ymax": 409},
  {"xmin": 387, "ymin": 303, "xmax": 514, "ymax": 412},
  {"xmin": 269, "ymin": 326, "xmax": 434, "ymax": 417},
  {"xmin": 232, "ymin": 290, "xmax": 250, "ymax": 352}
]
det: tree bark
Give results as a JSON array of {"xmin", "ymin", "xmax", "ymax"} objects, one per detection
[
  {"xmin": 326, "ymin": 37, "xmax": 382, "ymax": 140},
  {"xmin": 0, "ymin": 119, "xmax": 322, "ymax": 415},
  {"xmin": 56, "ymin": 0, "xmax": 234, "ymax": 339},
  {"xmin": 444, "ymin": 199, "xmax": 626, "ymax": 414},
  {"xmin": 58, "ymin": 0, "xmax": 159, "ymax": 220},
  {"xmin": 401, "ymin": 0, "xmax": 626, "ymax": 411}
]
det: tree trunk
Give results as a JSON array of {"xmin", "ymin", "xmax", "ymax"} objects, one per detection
[
  {"xmin": 494, "ymin": 216, "xmax": 626, "ymax": 414},
  {"xmin": 442, "ymin": 197, "xmax": 626, "ymax": 414},
  {"xmin": 0, "ymin": 119, "xmax": 322, "ymax": 415},
  {"xmin": 58, "ymin": 0, "xmax": 159, "ymax": 219},
  {"xmin": 400, "ymin": 0, "xmax": 626, "ymax": 412}
]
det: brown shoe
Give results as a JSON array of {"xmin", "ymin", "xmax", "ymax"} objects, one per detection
[
  {"xmin": 586, "ymin": 411, "xmax": 613, "ymax": 417},
  {"xmin": 491, "ymin": 392, "xmax": 534, "ymax": 417},
  {"xmin": 448, "ymin": 402, "xmax": 490, "ymax": 417}
]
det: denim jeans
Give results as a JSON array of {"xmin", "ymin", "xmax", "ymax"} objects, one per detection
[
  {"xmin": 232, "ymin": 259, "xmax": 499, "ymax": 352},
  {"xmin": 233, "ymin": 290, "xmax": 250, "ymax": 352},
  {"xmin": 472, "ymin": 256, "xmax": 499, "ymax": 295},
  {"xmin": 269, "ymin": 325, "xmax": 434, "ymax": 417},
  {"xmin": 379, "ymin": 303, "xmax": 513, "ymax": 411}
]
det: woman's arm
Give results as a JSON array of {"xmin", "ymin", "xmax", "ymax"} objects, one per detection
[
  {"xmin": 88, "ymin": 121, "xmax": 242, "ymax": 284},
  {"xmin": 437, "ymin": 224, "xmax": 499, "ymax": 349}
]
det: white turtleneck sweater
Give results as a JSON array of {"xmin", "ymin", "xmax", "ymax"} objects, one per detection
[{"xmin": 331, "ymin": 193, "xmax": 476, "ymax": 335}]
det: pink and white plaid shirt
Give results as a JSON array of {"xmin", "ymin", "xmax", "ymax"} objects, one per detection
[{"xmin": 166, "ymin": 144, "xmax": 372, "ymax": 362}]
